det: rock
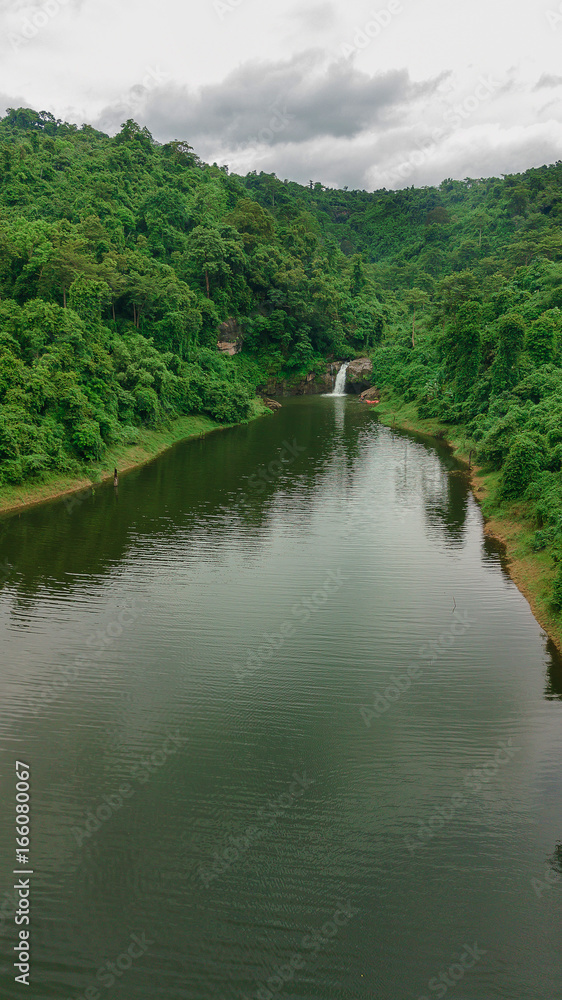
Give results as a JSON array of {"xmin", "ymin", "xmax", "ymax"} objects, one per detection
[
  {"xmin": 261, "ymin": 371, "xmax": 333, "ymax": 396},
  {"xmin": 217, "ymin": 341, "xmax": 241, "ymax": 356},
  {"xmin": 261, "ymin": 397, "xmax": 282, "ymax": 411},
  {"xmin": 346, "ymin": 357, "xmax": 373, "ymax": 393},
  {"xmin": 315, "ymin": 372, "xmax": 336, "ymax": 393},
  {"xmin": 360, "ymin": 385, "xmax": 380, "ymax": 401},
  {"xmin": 217, "ymin": 318, "xmax": 243, "ymax": 355}
]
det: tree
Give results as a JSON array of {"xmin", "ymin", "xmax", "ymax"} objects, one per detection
[
  {"xmin": 426, "ymin": 206, "xmax": 451, "ymax": 226},
  {"xmin": 501, "ymin": 434, "xmax": 543, "ymax": 498},
  {"xmin": 224, "ymin": 198, "xmax": 275, "ymax": 252},
  {"xmin": 508, "ymin": 185, "xmax": 528, "ymax": 216},
  {"xmin": 526, "ymin": 313, "xmax": 556, "ymax": 366},
  {"xmin": 114, "ymin": 119, "xmax": 154, "ymax": 153},
  {"xmin": 497, "ymin": 312, "xmax": 526, "ymax": 383},
  {"xmin": 350, "ymin": 255, "xmax": 367, "ymax": 296},
  {"xmin": 184, "ymin": 225, "xmax": 246, "ymax": 298},
  {"xmin": 437, "ymin": 271, "xmax": 479, "ymax": 322},
  {"xmin": 471, "ymin": 210, "xmax": 491, "ymax": 247},
  {"xmin": 68, "ymin": 276, "xmax": 111, "ymax": 332},
  {"xmin": 403, "ymin": 288, "xmax": 429, "ymax": 347},
  {"xmin": 454, "ymin": 302, "xmax": 481, "ymax": 397}
]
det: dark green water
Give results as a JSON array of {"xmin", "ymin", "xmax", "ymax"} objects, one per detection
[{"xmin": 0, "ymin": 395, "xmax": 561, "ymax": 1000}]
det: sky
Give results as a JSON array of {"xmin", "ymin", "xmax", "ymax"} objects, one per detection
[{"xmin": 0, "ymin": 0, "xmax": 561, "ymax": 190}]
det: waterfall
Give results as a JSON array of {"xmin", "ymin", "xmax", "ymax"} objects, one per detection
[{"xmin": 331, "ymin": 361, "xmax": 350, "ymax": 396}]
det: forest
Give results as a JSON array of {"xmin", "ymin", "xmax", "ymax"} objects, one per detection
[{"xmin": 1, "ymin": 106, "xmax": 562, "ymax": 609}]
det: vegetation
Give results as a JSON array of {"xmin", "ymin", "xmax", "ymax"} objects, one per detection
[
  {"xmin": 1, "ymin": 106, "xmax": 562, "ymax": 615},
  {"xmin": 0, "ymin": 107, "xmax": 384, "ymax": 494}
]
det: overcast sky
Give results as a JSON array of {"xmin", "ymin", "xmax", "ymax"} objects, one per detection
[{"xmin": 1, "ymin": 0, "xmax": 561, "ymax": 190}]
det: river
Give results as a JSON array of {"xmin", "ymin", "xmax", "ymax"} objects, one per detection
[{"xmin": 0, "ymin": 394, "xmax": 561, "ymax": 999}]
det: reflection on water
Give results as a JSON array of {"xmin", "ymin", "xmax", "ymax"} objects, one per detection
[{"xmin": 0, "ymin": 395, "xmax": 561, "ymax": 1000}]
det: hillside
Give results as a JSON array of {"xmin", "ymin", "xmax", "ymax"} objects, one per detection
[
  {"xmin": 0, "ymin": 107, "xmax": 387, "ymax": 489},
  {"xmin": 1, "ymin": 106, "xmax": 562, "ymax": 618}
]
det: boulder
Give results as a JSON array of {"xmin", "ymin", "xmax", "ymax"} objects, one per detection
[
  {"xmin": 346, "ymin": 357, "xmax": 373, "ymax": 393},
  {"xmin": 315, "ymin": 372, "xmax": 336, "ymax": 393},
  {"xmin": 261, "ymin": 370, "xmax": 333, "ymax": 396},
  {"xmin": 261, "ymin": 397, "xmax": 282, "ymax": 411},
  {"xmin": 217, "ymin": 318, "xmax": 243, "ymax": 355},
  {"xmin": 360, "ymin": 385, "xmax": 380, "ymax": 401},
  {"xmin": 217, "ymin": 341, "xmax": 241, "ymax": 356}
]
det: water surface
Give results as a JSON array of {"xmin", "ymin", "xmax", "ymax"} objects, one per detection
[{"xmin": 0, "ymin": 395, "xmax": 561, "ymax": 1000}]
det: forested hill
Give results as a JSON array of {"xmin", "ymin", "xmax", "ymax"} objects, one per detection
[
  {"xmin": 0, "ymin": 107, "xmax": 390, "ymax": 483},
  {"xmin": 1, "ymin": 107, "xmax": 562, "ymax": 620}
]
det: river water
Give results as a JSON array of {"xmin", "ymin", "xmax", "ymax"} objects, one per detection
[{"xmin": 0, "ymin": 395, "xmax": 561, "ymax": 1000}]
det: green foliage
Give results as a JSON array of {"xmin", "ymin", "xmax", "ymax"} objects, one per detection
[
  {"xmin": 526, "ymin": 313, "xmax": 556, "ymax": 365},
  {"xmin": 496, "ymin": 312, "xmax": 526, "ymax": 388},
  {"xmin": 501, "ymin": 434, "xmax": 544, "ymax": 499},
  {"xmin": 2, "ymin": 106, "xmax": 562, "ymax": 610},
  {"xmin": 553, "ymin": 564, "xmax": 562, "ymax": 610}
]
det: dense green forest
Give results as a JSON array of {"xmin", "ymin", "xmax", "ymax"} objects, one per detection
[
  {"xmin": 1, "ymin": 106, "xmax": 562, "ymax": 610},
  {"xmin": 0, "ymin": 105, "xmax": 384, "ymax": 489}
]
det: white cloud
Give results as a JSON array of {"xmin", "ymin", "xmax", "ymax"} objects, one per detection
[{"xmin": 0, "ymin": 0, "xmax": 560, "ymax": 189}]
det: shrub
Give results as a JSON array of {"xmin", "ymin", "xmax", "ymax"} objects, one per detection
[
  {"xmin": 501, "ymin": 433, "xmax": 544, "ymax": 499},
  {"xmin": 72, "ymin": 419, "xmax": 104, "ymax": 460},
  {"xmin": 553, "ymin": 563, "xmax": 562, "ymax": 610},
  {"xmin": 199, "ymin": 375, "xmax": 252, "ymax": 423}
]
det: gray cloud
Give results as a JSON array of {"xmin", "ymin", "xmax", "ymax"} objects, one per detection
[
  {"xmin": 1, "ymin": 25, "xmax": 560, "ymax": 195},
  {"xmin": 0, "ymin": 89, "xmax": 32, "ymax": 113},
  {"xmin": 535, "ymin": 73, "xmax": 562, "ymax": 90},
  {"xmin": 92, "ymin": 51, "xmax": 443, "ymax": 148}
]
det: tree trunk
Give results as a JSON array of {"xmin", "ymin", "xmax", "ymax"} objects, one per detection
[
  {"xmin": 133, "ymin": 303, "xmax": 136, "ymax": 327},
  {"xmin": 412, "ymin": 307, "xmax": 416, "ymax": 349},
  {"xmin": 62, "ymin": 285, "xmax": 66, "ymax": 309},
  {"xmin": 205, "ymin": 269, "xmax": 210, "ymax": 297}
]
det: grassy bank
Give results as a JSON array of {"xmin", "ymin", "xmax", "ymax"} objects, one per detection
[
  {"xmin": 0, "ymin": 399, "xmax": 270, "ymax": 516},
  {"xmin": 375, "ymin": 390, "xmax": 562, "ymax": 654}
]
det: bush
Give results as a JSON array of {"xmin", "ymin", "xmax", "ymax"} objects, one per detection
[
  {"xmin": 199, "ymin": 375, "xmax": 252, "ymax": 423},
  {"xmin": 0, "ymin": 457, "xmax": 23, "ymax": 483},
  {"xmin": 501, "ymin": 434, "xmax": 544, "ymax": 499},
  {"xmin": 72, "ymin": 419, "xmax": 104, "ymax": 460},
  {"xmin": 134, "ymin": 386, "xmax": 160, "ymax": 425},
  {"xmin": 553, "ymin": 564, "xmax": 562, "ymax": 610}
]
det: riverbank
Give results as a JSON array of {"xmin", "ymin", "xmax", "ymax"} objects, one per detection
[
  {"xmin": 375, "ymin": 391, "xmax": 562, "ymax": 654},
  {"xmin": 0, "ymin": 400, "xmax": 270, "ymax": 517}
]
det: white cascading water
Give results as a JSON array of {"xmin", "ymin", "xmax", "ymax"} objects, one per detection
[{"xmin": 331, "ymin": 361, "xmax": 350, "ymax": 396}]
